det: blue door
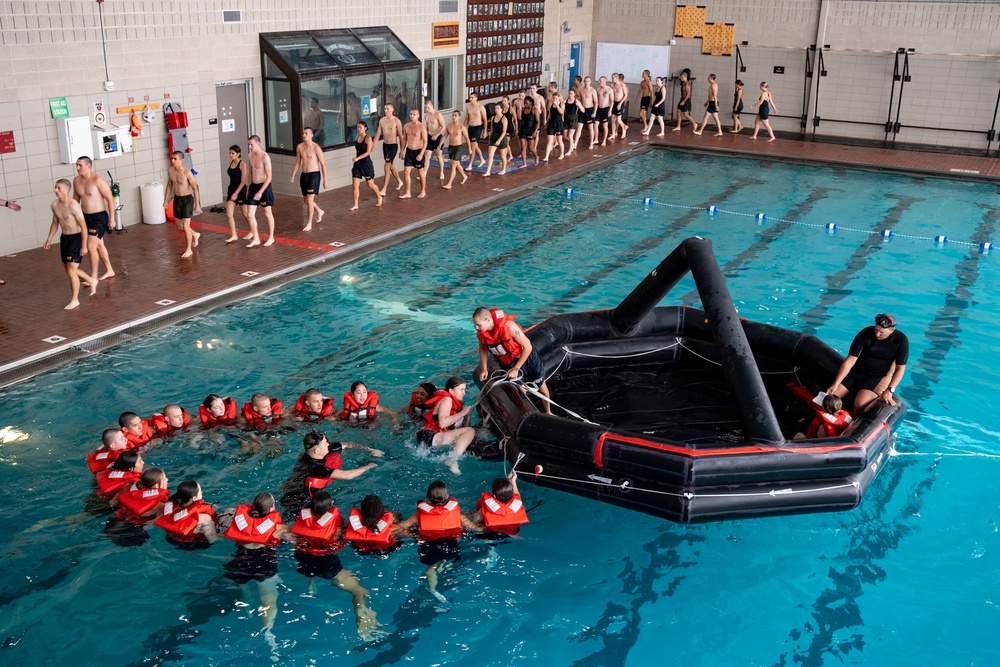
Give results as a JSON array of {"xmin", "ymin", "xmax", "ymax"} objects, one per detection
[{"xmin": 568, "ymin": 43, "xmax": 582, "ymax": 87}]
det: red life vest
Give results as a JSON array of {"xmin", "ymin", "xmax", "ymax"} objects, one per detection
[
  {"xmin": 155, "ymin": 500, "xmax": 217, "ymax": 539},
  {"xmin": 416, "ymin": 498, "xmax": 463, "ymax": 540},
  {"xmin": 294, "ymin": 394, "xmax": 335, "ymax": 422},
  {"xmin": 476, "ymin": 308, "xmax": 523, "ymax": 366},
  {"xmin": 421, "ymin": 391, "xmax": 465, "ymax": 432},
  {"xmin": 304, "ymin": 451, "xmax": 343, "ymax": 493},
  {"xmin": 478, "ymin": 492, "xmax": 529, "ymax": 530},
  {"xmin": 117, "ymin": 486, "xmax": 170, "ymax": 523},
  {"xmin": 122, "ymin": 419, "xmax": 154, "ymax": 449},
  {"xmin": 86, "ymin": 446, "xmax": 123, "ymax": 473},
  {"xmin": 344, "ymin": 507, "xmax": 395, "ymax": 548},
  {"xmin": 408, "ymin": 391, "xmax": 431, "ymax": 419},
  {"xmin": 198, "ymin": 397, "xmax": 238, "ymax": 427},
  {"xmin": 242, "ymin": 398, "xmax": 283, "ymax": 428},
  {"xmin": 290, "ymin": 507, "xmax": 344, "ymax": 555},
  {"xmin": 807, "ymin": 409, "xmax": 853, "ymax": 438},
  {"xmin": 223, "ymin": 504, "xmax": 284, "ymax": 546},
  {"xmin": 95, "ymin": 469, "xmax": 141, "ymax": 497},
  {"xmin": 341, "ymin": 390, "xmax": 379, "ymax": 422},
  {"xmin": 151, "ymin": 409, "xmax": 191, "ymax": 436}
]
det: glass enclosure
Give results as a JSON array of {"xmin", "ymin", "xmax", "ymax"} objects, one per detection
[
  {"xmin": 260, "ymin": 27, "xmax": 421, "ymax": 154},
  {"xmin": 424, "ymin": 56, "xmax": 457, "ymax": 112}
]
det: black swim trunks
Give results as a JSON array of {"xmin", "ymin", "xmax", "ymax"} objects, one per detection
[
  {"xmin": 418, "ymin": 538, "xmax": 460, "ymax": 566},
  {"xmin": 227, "ymin": 183, "xmax": 248, "ymax": 205},
  {"xmin": 295, "ymin": 551, "xmax": 344, "ymax": 579},
  {"xmin": 383, "ymin": 143, "xmax": 399, "ymax": 163},
  {"xmin": 351, "ymin": 157, "xmax": 375, "ymax": 181},
  {"xmin": 248, "ymin": 183, "xmax": 274, "ymax": 208},
  {"xmin": 679, "ymin": 99, "xmax": 692, "ymax": 113},
  {"xmin": 448, "ymin": 144, "xmax": 463, "ymax": 161},
  {"xmin": 224, "ymin": 545, "xmax": 278, "ymax": 584},
  {"xmin": 612, "ymin": 101, "xmax": 623, "ymax": 116},
  {"xmin": 640, "ymin": 96, "xmax": 651, "ymax": 111},
  {"xmin": 417, "ymin": 429, "xmax": 436, "ymax": 448},
  {"xmin": 468, "ymin": 125, "xmax": 484, "ymax": 141},
  {"xmin": 584, "ymin": 107, "xmax": 596, "ymax": 125},
  {"xmin": 60, "ymin": 232, "xmax": 83, "ymax": 264},
  {"xmin": 427, "ymin": 134, "xmax": 443, "ymax": 151},
  {"xmin": 504, "ymin": 347, "xmax": 546, "ymax": 386},
  {"xmin": 300, "ymin": 171, "xmax": 321, "ymax": 196},
  {"xmin": 84, "ymin": 211, "xmax": 109, "ymax": 238},
  {"xmin": 404, "ymin": 148, "xmax": 425, "ymax": 169},
  {"xmin": 173, "ymin": 193, "xmax": 194, "ymax": 219},
  {"xmin": 707, "ymin": 101, "xmax": 719, "ymax": 114},
  {"xmin": 597, "ymin": 106, "xmax": 610, "ymax": 124}
]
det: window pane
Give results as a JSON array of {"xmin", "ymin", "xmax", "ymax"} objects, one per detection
[
  {"xmin": 354, "ymin": 28, "xmax": 418, "ymax": 63},
  {"xmin": 302, "ymin": 76, "xmax": 345, "ymax": 148},
  {"xmin": 437, "ymin": 57, "xmax": 454, "ymax": 111},
  {"xmin": 265, "ymin": 79, "xmax": 295, "ymax": 151},
  {"xmin": 424, "ymin": 60, "xmax": 434, "ymax": 104},
  {"xmin": 314, "ymin": 31, "xmax": 380, "ymax": 68},
  {"xmin": 263, "ymin": 54, "xmax": 287, "ymax": 80},
  {"xmin": 345, "ymin": 72, "xmax": 383, "ymax": 142},
  {"xmin": 385, "ymin": 68, "xmax": 420, "ymax": 123},
  {"xmin": 266, "ymin": 34, "xmax": 338, "ymax": 73}
]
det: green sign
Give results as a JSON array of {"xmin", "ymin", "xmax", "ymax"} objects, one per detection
[{"xmin": 49, "ymin": 97, "xmax": 69, "ymax": 119}]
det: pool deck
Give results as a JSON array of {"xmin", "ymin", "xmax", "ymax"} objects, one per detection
[{"xmin": 2, "ymin": 127, "xmax": 998, "ymax": 387}]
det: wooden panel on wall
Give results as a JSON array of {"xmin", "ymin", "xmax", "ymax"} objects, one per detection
[
  {"xmin": 701, "ymin": 22, "xmax": 735, "ymax": 55},
  {"xmin": 674, "ymin": 5, "xmax": 707, "ymax": 39},
  {"xmin": 466, "ymin": 0, "xmax": 545, "ymax": 100}
]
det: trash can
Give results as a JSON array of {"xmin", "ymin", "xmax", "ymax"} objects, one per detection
[{"xmin": 141, "ymin": 182, "xmax": 166, "ymax": 224}]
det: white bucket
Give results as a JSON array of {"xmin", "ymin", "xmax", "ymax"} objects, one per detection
[{"xmin": 140, "ymin": 182, "xmax": 166, "ymax": 224}]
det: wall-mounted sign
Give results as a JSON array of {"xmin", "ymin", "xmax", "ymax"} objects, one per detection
[
  {"xmin": 93, "ymin": 101, "xmax": 105, "ymax": 125},
  {"xmin": 49, "ymin": 97, "xmax": 69, "ymax": 119},
  {"xmin": 432, "ymin": 22, "xmax": 460, "ymax": 49},
  {"xmin": 0, "ymin": 131, "xmax": 15, "ymax": 155}
]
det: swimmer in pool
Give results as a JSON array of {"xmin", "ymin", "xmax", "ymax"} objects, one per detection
[
  {"xmin": 402, "ymin": 381, "xmax": 437, "ymax": 421},
  {"xmin": 119, "ymin": 411, "xmax": 154, "ymax": 449},
  {"xmin": 415, "ymin": 377, "xmax": 476, "ymax": 475},
  {"xmin": 340, "ymin": 381, "xmax": 398, "ymax": 426},
  {"xmin": 294, "ymin": 387, "xmax": 335, "ymax": 422}
]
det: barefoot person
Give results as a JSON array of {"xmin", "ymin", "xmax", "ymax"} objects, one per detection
[
  {"xmin": 290, "ymin": 127, "xmax": 327, "ymax": 232},
  {"xmin": 246, "ymin": 135, "xmax": 276, "ymax": 247},
  {"xmin": 424, "ymin": 101, "xmax": 447, "ymax": 181},
  {"xmin": 473, "ymin": 306, "xmax": 552, "ymax": 414},
  {"xmin": 464, "ymin": 93, "xmax": 488, "ymax": 168},
  {"xmin": 596, "ymin": 76, "xmax": 613, "ymax": 146},
  {"xmin": 635, "ymin": 69, "xmax": 653, "ymax": 129},
  {"xmin": 163, "ymin": 151, "xmax": 202, "ymax": 258},
  {"xmin": 443, "ymin": 111, "xmax": 470, "ymax": 190},
  {"xmin": 224, "ymin": 145, "xmax": 249, "ymax": 243},
  {"xmin": 542, "ymin": 92, "xmax": 566, "ymax": 162},
  {"xmin": 730, "ymin": 80, "xmax": 745, "ymax": 134},
  {"xmin": 373, "ymin": 104, "xmax": 404, "ymax": 196},
  {"xmin": 349, "ymin": 122, "xmax": 383, "ymax": 210},
  {"xmin": 73, "ymin": 156, "xmax": 116, "ymax": 282},
  {"xmin": 673, "ymin": 69, "xmax": 697, "ymax": 132},
  {"xmin": 482, "ymin": 104, "xmax": 509, "ymax": 177},
  {"xmin": 611, "ymin": 73, "xmax": 629, "ymax": 140},
  {"xmin": 44, "ymin": 179, "xmax": 97, "ymax": 309},
  {"xmin": 564, "ymin": 89, "xmax": 581, "ymax": 155},
  {"xmin": 750, "ymin": 81, "xmax": 779, "ymax": 142},
  {"xmin": 580, "ymin": 76, "xmax": 599, "ymax": 148},
  {"xmin": 693, "ymin": 73, "xmax": 724, "ymax": 136},
  {"xmin": 400, "ymin": 109, "xmax": 428, "ymax": 199},
  {"xmin": 642, "ymin": 77, "xmax": 667, "ymax": 136},
  {"xmin": 517, "ymin": 96, "xmax": 540, "ymax": 167},
  {"xmin": 826, "ymin": 314, "xmax": 908, "ymax": 415}
]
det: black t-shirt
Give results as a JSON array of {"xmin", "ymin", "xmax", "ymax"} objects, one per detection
[
  {"xmin": 848, "ymin": 327, "xmax": 909, "ymax": 378},
  {"xmin": 279, "ymin": 443, "xmax": 344, "ymax": 507}
]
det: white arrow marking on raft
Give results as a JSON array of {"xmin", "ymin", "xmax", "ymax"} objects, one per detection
[
  {"xmin": 587, "ymin": 474, "xmax": 613, "ymax": 484},
  {"xmin": 769, "ymin": 488, "xmax": 794, "ymax": 496}
]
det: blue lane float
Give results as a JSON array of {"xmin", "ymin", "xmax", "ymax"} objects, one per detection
[
  {"xmin": 564, "ymin": 187, "xmax": 575, "ymax": 198},
  {"xmin": 707, "ymin": 205, "xmax": 718, "ymax": 214},
  {"xmin": 980, "ymin": 242, "xmax": 993, "ymax": 253},
  {"xmin": 935, "ymin": 235, "xmax": 948, "ymax": 244},
  {"xmin": 826, "ymin": 223, "xmax": 838, "ymax": 233},
  {"xmin": 755, "ymin": 212, "xmax": 767, "ymax": 221},
  {"xmin": 643, "ymin": 197, "xmax": 654, "ymax": 206},
  {"xmin": 479, "ymin": 237, "xmax": 903, "ymax": 523},
  {"xmin": 881, "ymin": 229, "xmax": 894, "ymax": 238}
]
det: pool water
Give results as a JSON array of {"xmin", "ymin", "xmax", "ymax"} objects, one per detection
[{"xmin": 2, "ymin": 149, "xmax": 999, "ymax": 665}]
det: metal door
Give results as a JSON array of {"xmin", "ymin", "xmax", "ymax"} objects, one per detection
[
  {"xmin": 568, "ymin": 43, "xmax": 583, "ymax": 86},
  {"xmin": 215, "ymin": 80, "xmax": 251, "ymax": 196}
]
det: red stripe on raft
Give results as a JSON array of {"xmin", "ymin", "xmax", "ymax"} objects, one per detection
[
  {"xmin": 593, "ymin": 433, "xmax": 607, "ymax": 468},
  {"xmin": 190, "ymin": 222, "xmax": 337, "ymax": 252}
]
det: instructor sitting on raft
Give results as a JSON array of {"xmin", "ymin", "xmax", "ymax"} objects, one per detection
[
  {"xmin": 827, "ymin": 313, "xmax": 907, "ymax": 414},
  {"xmin": 473, "ymin": 306, "xmax": 552, "ymax": 414}
]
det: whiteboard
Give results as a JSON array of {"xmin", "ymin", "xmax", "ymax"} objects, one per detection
[{"xmin": 595, "ymin": 42, "xmax": 671, "ymax": 84}]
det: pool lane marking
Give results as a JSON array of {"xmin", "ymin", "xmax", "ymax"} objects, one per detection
[{"xmin": 190, "ymin": 221, "xmax": 337, "ymax": 252}]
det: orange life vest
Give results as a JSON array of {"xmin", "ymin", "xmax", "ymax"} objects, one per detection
[
  {"xmin": 807, "ymin": 409, "xmax": 853, "ymax": 438},
  {"xmin": 155, "ymin": 499, "xmax": 217, "ymax": 539},
  {"xmin": 294, "ymin": 394, "xmax": 335, "ymax": 422},
  {"xmin": 290, "ymin": 507, "xmax": 344, "ymax": 555},
  {"xmin": 151, "ymin": 409, "xmax": 191, "ymax": 436},
  {"xmin": 198, "ymin": 397, "xmax": 238, "ymax": 427},
  {"xmin": 95, "ymin": 469, "xmax": 141, "ymax": 497},
  {"xmin": 304, "ymin": 451, "xmax": 343, "ymax": 493},
  {"xmin": 117, "ymin": 486, "xmax": 170, "ymax": 523},
  {"xmin": 122, "ymin": 419, "xmax": 154, "ymax": 450},
  {"xmin": 341, "ymin": 391, "xmax": 379, "ymax": 422},
  {"xmin": 478, "ymin": 492, "xmax": 529, "ymax": 530},
  {"xmin": 242, "ymin": 398, "xmax": 283, "ymax": 428},
  {"xmin": 344, "ymin": 507, "xmax": 395, "ymax": 548},
  {"xmin": 416, "ymin": 498, "xmax": 464, "ymax": 540},
  {"xmin": 476, "ymin": 308, "xmax": 523, "ymax": 366},
  {"xmin": 223, "ymin": 504, "xmax": 284, "ymax": 546},
  {"xmin": 421, "ymin": 391, "xmax": 465, "ymax": 432},
  {"xmin": 86, "ymin": 446, "xmax": 123, "ymax": 473},
  {"xmin": 408, "ymin": 391, "xmax": 431, "ymax": 419}
]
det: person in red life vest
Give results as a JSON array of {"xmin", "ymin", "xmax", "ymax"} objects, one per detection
[
  {"xmin": 294, "ymin": 387, "xmax": 335, "ymax": 423},
  {"xmin": 290, "ymin": 490, "xmax": 386, "ymax": 641},
  {"xmin": 468, "ymin": 469, "xmax": 530, "ymax": 538},
  {"xmin": 345, "ymin": 494, "xmax": 406, "ymax": 557},
  {"xmin": 116, "ymin": 467, "xmax": 170, "ymax": 524},
  {"xmin": 278, "ymin": 429, "xmax": 382, "ymax": 511},
  {"xmin": 221, "ymin": 491, "xmax": 288, "ymax": 633},
  {"xmin": 416, "ymin": 376, "xmax": 476, "ymax": 476},
  {"xmin": 794, "ymin": 393, "xmax": 854, "ymax": 440},
  {"xmin": 242, "ymin": 392, "xmax": 284, "ymax": 429},
  {"xmin": 154, "ymin": 480, "xmax": 220, "ymax": 549},
  {"xmin": 151, "ymin": 403, "xmax": 190, "ymax": 437},
  {"xmin": 87, "ymin": 427, "xmax": 130, "ymax": 473},
  {"xmin": 119, "ymin": 411, "xmax": 154, "ymax": 449},
  {"xmin": 199, "ymin": 394, "xmax": 238, "ymax": 427},
  {"xmin": 473, "ymin": 306, "xmax": 552, "ymax": 415},
  {"xmin": 401, "ymin": 382, "xmax": 437, "ymax": 421},
  {"xmin": 340, "ymin": 381, "xmax": 398, "ymax": 426},
  {"xmin": 95, "ymin": 450, "xmax": 145, "ymax": 501},
  {"xmin": 397, "ymin": 480, "xmax": 482, "ymax": 603}
]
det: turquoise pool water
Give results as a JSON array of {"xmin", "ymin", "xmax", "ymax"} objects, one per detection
[{"xmin": 2, "ymin": 149, "xmax": 999, "ymax": 665}]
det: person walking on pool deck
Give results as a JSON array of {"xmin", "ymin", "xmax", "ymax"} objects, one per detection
[
  {"xmin": 400, "ymin": 109, "xmax": 428, "ymax": 199},
  {"xmin": 373, "ymin": 103, "xmax": 404, "ymax": 196},
  {"xmin": 730, "ymin": 80, "xmax": 745, "ymax": 134},
  {"xmin": 635, "ymin": 69, "xmax": 653, "ymax": 129},
  {"xmin": 826, "ymin": 313, "xmax": 908, "ymax": 415},
  {"xmin": 163, "ymin": 151, "xmax": 202, "ymax": 258},
  {"xmin": 73, "ymin": 156, "xmax": 116, "ymax": 282},
  {"xmin": 642, "ymin": 77, "xmax": 667, "ymax": 137},
  {"xmin": 473, "ymin": 306, "xmax": 552, "ymax": 414},
  {"xmin": 44, "ymin": 179, "xmax": 97, "ymax": 310},
  {"xmin": 443, "ymin": 111, "xmax": 470, "ymax": 189},
  {"xmin": 224, "ymin": 145, "xmax": 250, "ymax": 243},
  {"xmin": 464, "ymin": 93, "xmax": 489, "ymax": 169},
  {"xmin": 424, "ymin": 100, "xmax": 447, "ymax": 181},
  {"xmin": 750, "ymin": 81, "xmax": 779, "ymax": 142},
  {"xmin": 290, "ymin": 127, "xmax": 328, "ymax": 231},
  {"xmin": 693, "ymin": 73, "xmax": 724, "ymax": 137},
  {"xmin": 672, "ymin": 69, "xmax": 697, "ymax": 133},
  {"xmin": 246, "ymin": 135, "xmax": 276, "ymax": 247},
  {"xmin": 349, "ymin": 122, "xmax": 383, "ymax": 210},
  {"xmin": 482, "ymin": 104, "xmax": 509, "ymax": 177}
]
